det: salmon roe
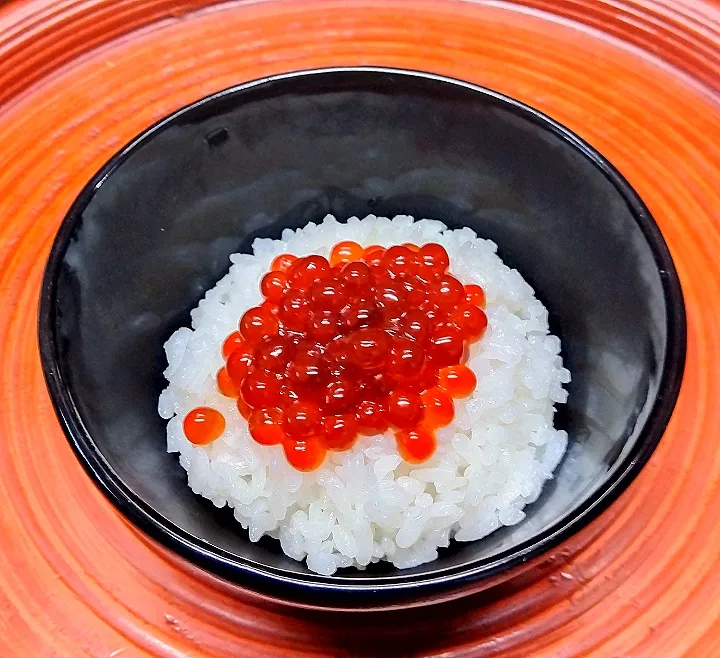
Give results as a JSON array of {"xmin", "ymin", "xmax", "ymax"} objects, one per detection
[
  {"xmin": 183, "ymin": 407, "xmax": 226, "ymax": 445},
  {"xmin": 184, "ymin": 241, "xmax": 488, "ymax": 470}
]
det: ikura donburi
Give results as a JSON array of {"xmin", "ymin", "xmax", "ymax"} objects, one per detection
[{"xmin": 185, "ymin": 241, "xmax": 488, "ymax": 471}]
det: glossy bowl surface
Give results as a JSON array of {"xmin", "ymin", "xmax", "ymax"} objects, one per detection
[{"xmin": 39, "ymin": 67, "xmax": 685, "ymax": 610}]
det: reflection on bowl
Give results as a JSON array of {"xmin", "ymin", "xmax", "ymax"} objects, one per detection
[{"xmin": 39, "ymin": 67, "xmax": 685, "ymax": 610}]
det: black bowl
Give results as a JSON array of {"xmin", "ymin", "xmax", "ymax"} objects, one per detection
[{"xmin": 39, "ymin": 67, "xmax": 685, "ymax": 611}]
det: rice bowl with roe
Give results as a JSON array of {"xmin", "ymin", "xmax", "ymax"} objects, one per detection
[{"xmin": 159, "ymin": 214, "xmax": 570, "ymax": 575}]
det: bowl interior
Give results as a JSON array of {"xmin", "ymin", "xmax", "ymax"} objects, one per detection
[{"xmin": 42, "ymin": 69, "xmax": 682, "ymax": 598}]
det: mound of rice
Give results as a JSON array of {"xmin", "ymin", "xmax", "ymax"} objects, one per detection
[{"xmin": 158, "ymin": 215, "xmax": 570, "ymax": 575}]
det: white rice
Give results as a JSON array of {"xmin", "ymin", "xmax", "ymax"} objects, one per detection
[{"xmin": 159, "ymin": 214, "xmax": 570, "ymax": 575}]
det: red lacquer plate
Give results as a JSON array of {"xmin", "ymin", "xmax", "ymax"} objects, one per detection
[{"xmin": 1, "ymin": 0, "xmax": 719, "ymax": 655}]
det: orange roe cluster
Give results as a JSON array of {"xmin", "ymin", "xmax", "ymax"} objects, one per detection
[{"xmin": 185, "ymin": 241, "xmax": 487, "ymax": 471}]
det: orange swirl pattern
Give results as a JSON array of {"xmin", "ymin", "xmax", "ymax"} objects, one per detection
[{"xmin": 1, "ymin": 0, "xmax": 719, "ymax": 655}]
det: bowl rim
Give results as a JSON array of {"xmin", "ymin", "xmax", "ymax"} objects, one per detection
[{"xmin": 38, "ymin": 65, "xmax": 687, "ymax": 609}]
